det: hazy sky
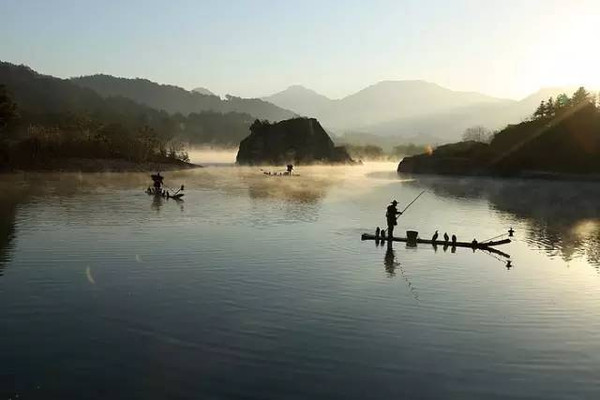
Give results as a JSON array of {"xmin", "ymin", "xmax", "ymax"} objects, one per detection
[{"xmin": 1, "ymin": 0, "xmax": 599, "ymax": 99}]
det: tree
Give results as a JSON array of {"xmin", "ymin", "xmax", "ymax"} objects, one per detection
[
  {"xmin": 462, "ymin": 125, "xmax": 492, "ymax": 143},
  {"xmin": 556, "ymin": 93, "xmax": 571, "ymax": 110},
  {"xmin": 534, "ymin": 100, "xmax": 546, "ymax": 119},
  {"xmin": 571, "ymin": 86, "xmax": 591, "ymax": 105},
  {"xmin": 545, "ymin": 97, "xmax": 555, "ymax": 117},
  {"xmin": 0, "ymin": 85, "xmax": 18, "ymax": 133}
]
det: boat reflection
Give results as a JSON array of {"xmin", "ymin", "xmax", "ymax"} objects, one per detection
[{"xmin": 402, "ymin": 176, "xmax": 600, "ymax": 267}]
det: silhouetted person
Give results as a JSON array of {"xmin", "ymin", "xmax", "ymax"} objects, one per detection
[
  {"xmin": 151, "ymin": 172, "xmax": 164, "ymax": 193},
  {"xmin": 443, "ymin": 232, "xmax": 449, "ymax": 242},
  {"xmin": 286, "ymin": 164, "xmax": 294, "ymax": 175},
  {"xmin": 432, "ymin": 230, "xmax": 439, "ymax": 242},
  {"xmin": 451, "ymin": 234, "xmax": 457, "ymax": 245},
  {"xmin": 375, "ymin": 227, "xmax": 381, "ymax": 238},
  {"xmin": 386, "ymin": 200, "xmax": 402, "ymax": 239}
]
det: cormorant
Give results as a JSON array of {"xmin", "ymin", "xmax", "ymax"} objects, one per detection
[
  {"xmin": 443, "ymin": 232, "xmax": 449, "ymax": 242},
  {"xmin": 432, "ymin": 230, "xmax": 439, "ymax": 242}
]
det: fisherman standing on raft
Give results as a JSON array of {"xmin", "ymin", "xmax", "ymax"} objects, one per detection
[
  {"xmin": 150, "ymin": 172, "xmax": 164, "ymax": 194},
  {"xmin": 386, "ymin": 200, "xmax": 403, "ymax": 239}
]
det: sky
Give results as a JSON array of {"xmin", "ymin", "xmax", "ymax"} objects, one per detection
[{"xmin": 1, "ymin": 0, "xmax": 599, "ymax": 100}]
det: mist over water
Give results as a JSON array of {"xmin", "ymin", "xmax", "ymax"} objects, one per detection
[
  {"xmin": 188, "ymin": 147, "xmax": 238, "ymax": 165},
  {"xmin": 1, "ymin": 163, "xmax": 599, "ymax": 399}
]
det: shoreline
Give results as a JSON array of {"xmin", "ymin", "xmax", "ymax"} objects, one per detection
[
  {"xmin": 0, "ymin": 158, "xmax": 203, "ymax": 173},
  {"xmin": 397, "ymin": 168, "xmax": 600, "ymax": 182}
]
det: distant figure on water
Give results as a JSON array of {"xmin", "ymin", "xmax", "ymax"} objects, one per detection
[
  {"xmin": 385, "ymin": 200, "xmax": 403, "ymax": 239},
  {"xmin": 432, "ymin": 230, "xmax": 439, "ymax": 242},
  {"xmin": 149, "ymin": 172, "xmax": 164, "ymax": 194},
  {"xmin": 443, "ymin": 232, "xmax": 449, "ymax": 242}
]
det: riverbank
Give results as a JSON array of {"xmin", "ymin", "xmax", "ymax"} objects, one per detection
[{"xmin": 0, "ymin": 157, "xmax": 202, "ymax": 173}]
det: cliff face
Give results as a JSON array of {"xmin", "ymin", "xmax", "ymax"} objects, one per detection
[{"xmin": 236, "ymin": 118, "xmax": 354, "ymax": 165}]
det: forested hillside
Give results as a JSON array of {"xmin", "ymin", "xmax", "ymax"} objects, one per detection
[
  {"xmin": 0, "ymin": 62, "xmax": 255, "ymax": 169},
  {"xmin": 72, "ymin": 74, "xmax": 295, "ymax": 121}
]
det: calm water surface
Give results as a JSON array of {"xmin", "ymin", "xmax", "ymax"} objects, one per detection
[{"xmin": 1, "ymin": 163, "xmax": 599, "ymax": 399}]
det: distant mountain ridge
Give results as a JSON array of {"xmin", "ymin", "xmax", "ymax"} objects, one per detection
[
  {"xmin": 71, "ymin": 74, "xmax": 296, "ymax": 121},
  {"xmin": 262, "ymin": 85, "xmax": 333, "ymax": 119},
  {"xmin": 263, "ymin": 81, "xmax": 586, "ymax": 143}
]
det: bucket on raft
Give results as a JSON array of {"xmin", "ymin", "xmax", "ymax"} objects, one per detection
[{"xmin": 406, "ymin": 230, "xmax": 418, "ymax": 243}]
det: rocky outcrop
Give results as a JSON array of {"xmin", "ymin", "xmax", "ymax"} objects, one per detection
[{"xmin": 236, "ymin": 118, "xmax": 354, "ymax": 165}]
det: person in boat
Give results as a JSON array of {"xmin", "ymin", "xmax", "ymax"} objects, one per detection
[
  {"xmin": 286, "ymin": 164, "xmax": 294, "ymax": 175},
  {"xmin": 151, "ymin": 172, "xmax": 164, "ymax": 194},
  {"xmin": 385, "ymin": 200, "xmax": 403, "ymax": 239}
]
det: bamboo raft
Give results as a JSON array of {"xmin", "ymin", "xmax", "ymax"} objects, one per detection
[{"xmin": 361, "ymin": 233, "xmax": 511, "ymax": 258}]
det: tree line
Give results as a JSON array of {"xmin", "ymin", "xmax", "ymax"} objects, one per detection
[{"xmin": 532, "ymin": 87, "xmax": 597, "ymax": 120}]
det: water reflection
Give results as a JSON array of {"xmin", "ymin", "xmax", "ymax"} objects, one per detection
[
  {"xmin": 383, "ymin": 240, "xmax": 398, "ymax": 277},
  {"xmin": 383, "ymin": 241, "xmax": 420, "ymax": 301},
  {"xmin": 0, "ymin": 200, "xmax": 17, "ymax": 275},
  {"xmin": 403, "ymin": 176, "xmax": 600, "ymax": 267}
]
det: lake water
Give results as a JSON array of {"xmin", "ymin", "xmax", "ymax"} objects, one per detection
[{"xmin": 1, "ymin": 162, "xmax": 599, "ymax": 399}]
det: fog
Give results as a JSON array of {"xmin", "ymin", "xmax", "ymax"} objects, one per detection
[{"xmin": 187, "ymin": 147, "xmax": 238, "ymax": 165}]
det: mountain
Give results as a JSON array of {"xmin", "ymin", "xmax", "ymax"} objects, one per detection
[
  {"xmin": 264, "ymin": 81, "xmax": 589, "ymax": 144},
  {"xmin": 192, "ymin": 87, "xmax": 215, "ymax": 96},
  {"xmin": 70, "ymin": 75, "xmax": 296, "ymax": 121},
  {"xmin": 0, "ymin": 61, "xmax": 254, "ymax": 150},
  {"xmin": 262, "ymin": 85, "xmax": 333, "ymax": 118},
  {"xmin": 326, "ymin": 81, "xmax": 510, "ymax": 130},
  {"xmin": 362, "ymin": 86, "xmax": 585, "ymax": 143},
  {"xmin": 264, "ymin": 80, "xmax": 511, "ymax": 135}
]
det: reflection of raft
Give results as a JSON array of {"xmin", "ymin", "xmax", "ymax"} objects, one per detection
[{"xmin": 361, "ymin": 233, "xmax": 511, "ymax": 258}]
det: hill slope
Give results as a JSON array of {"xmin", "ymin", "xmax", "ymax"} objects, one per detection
[
  {"xmin": 71, "ymin": 74, "xmax": 296, "ymax": 121},
  {"xmin": 0, "ymin": 62, "xmax": 255, "ymax": 164},
  {"xmin": 398, "ymin": 92, "xmax": 600, "ymax": 176}
]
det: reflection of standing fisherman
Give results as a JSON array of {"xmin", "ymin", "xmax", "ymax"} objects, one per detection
[{"xmin": 386, "ymin": 200, "xmax": 403, "ymax": 239}]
